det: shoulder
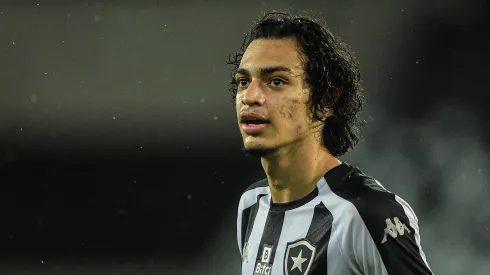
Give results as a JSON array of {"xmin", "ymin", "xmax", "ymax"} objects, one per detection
[
  {"xmin": 243, "ymin": 178, "xmax": 269, "ymax": 193},
  {"xmin": 238, "ymin": 178, "xmax": 270, "ymax": 211},
  {"xmin": 322, "ymin": 166, "xmax": 421, "ymax": 248},
  {"xmin": 325, "ymin": 168, "xmax": 433, "ymax": 274},
  {"xmin": 332, "ymin": 168, "xmax": 418, "ymax": 229}
]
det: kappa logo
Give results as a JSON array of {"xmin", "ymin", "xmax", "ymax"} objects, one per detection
[
  {"xmin": 381, "ymin": 217, "xmax": 412, "ymax": 244},
  {"xmin": 284, "ymin": 239, "xmax": 316, "ymax": 275}
]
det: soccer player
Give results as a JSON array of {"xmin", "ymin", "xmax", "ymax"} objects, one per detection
[{"xmin": 229, "ymin": 12, "xmax": 433, "ymax": 275}]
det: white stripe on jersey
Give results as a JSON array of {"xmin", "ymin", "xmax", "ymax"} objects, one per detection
[
  {"xmin": 317, "ymin": 177, "xmax": 389, "ymax": 275},
  {"xmin": 241, "ymin": 194, "xmax": 271, "ymax": 275},
  {"xmin": 237, "ymin": 186, "xmax": 270, "ymax": 255}
]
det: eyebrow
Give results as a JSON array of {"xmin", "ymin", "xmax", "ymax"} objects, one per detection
[{"xmin": 236, "ymin": 66, "xmax": 293, "ymax": 77}]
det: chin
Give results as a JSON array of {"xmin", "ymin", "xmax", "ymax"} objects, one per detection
[
  {"xmin": 242, "ymin": 147, "xmax": 277, "ymax": 157},
  {"xmin": 242, "ymin": 141, "xmax": 278, "ymax": 158}
]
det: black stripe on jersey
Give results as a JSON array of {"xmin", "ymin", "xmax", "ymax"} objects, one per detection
[
  {"xmin": 254, "ymin": 210, "xmax": 285, "ymax": 270},
  {"xmin": 327, "ymin": 164, "xmax": 432, "ymax": 275},
  {"xmin": 270, "ymin": 187, "xmax": 319, "ymax": 211},
  {"xmin": 242, "ymin": 193, "xmax": 268, "ymax": 251},
  {"xmin": 305, "ymin": 202, "xmax": 333, "ymax": 275}
]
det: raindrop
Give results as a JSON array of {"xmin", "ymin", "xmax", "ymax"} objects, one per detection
[
  {"xmin": 41, "ymin": 260, "xmax": 44, "ymax": 264},
  {"xmin": 20, "ymin": 127, "xmax": 23, "ymax": 131},
  {"xmin": 94, "ymin": 15, "xmax": 102, "ymax": 22},
  {"xmin": 213, "ymin": 116, "xmax": 218, "ymax": 120},
  {"xmin": 30, "ymin": 94, "xmax": 39, "ymax": 103},
  {"xmin": 12, "ymin": 41, "xmax": 15, "ymax": 45},
  {"xmin": 200, "ymin": 98, "xmax": 206, "ymax": 103},
  {"xmin": 112, "ymin": 117, "xmax": 116, "ymax": 120},
  {"xmin": 415, "ymin": 60, "xmax": 419, "ymax": 65},
  {"xmin": 187, "ymin": 194, "xmax": 193, "ymax": 200}
]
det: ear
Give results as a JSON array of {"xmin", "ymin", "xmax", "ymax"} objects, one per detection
[
  {"xmin": 316, "ymin": 107, "xmax": 333, "ymax": 120},
  {"xmin": 317, "ymin": 87, "xmax": 340, "ymax": 120}
]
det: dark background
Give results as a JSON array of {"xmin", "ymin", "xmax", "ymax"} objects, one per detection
[{"xmin": 0, "ymin": 0, "xmax": 489, "ymax": 274}]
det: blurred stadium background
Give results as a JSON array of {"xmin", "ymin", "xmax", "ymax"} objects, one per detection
[{"xmin": 0, "ymin": 0, "xmax": 489, "ymax": 274}]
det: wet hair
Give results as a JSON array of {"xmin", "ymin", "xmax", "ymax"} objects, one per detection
[{"xmin": 227, "ymin": 12, "xmax": 364, "ymax": 157}]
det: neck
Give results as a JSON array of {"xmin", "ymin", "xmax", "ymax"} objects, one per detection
[{"xmin": 261, "ymin": 136, "xmax": 341, "ymax": 204}]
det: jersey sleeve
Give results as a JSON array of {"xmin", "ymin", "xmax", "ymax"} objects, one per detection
[
  {"xmin": 236, "ymin": 179, "xmax": 270, "ymax": 259},
  {"xmin": 350, "ymin": 191, "xmax": 433, "ymax": 275},
  {"xmin": 237, "ymin": 192, "xmax": 246, "ymax": 258}
]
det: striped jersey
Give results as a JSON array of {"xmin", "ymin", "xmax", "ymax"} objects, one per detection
[{"xmin": 237, "ymin": 163, "xmax": 433, "ymax": 275}]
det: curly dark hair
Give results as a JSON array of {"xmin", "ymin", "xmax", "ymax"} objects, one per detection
[{"xmin": 227, "ymin": 12, "xmax": 364, "ymax": 157}]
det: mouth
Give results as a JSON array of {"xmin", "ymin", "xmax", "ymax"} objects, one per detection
[
  {"xmin": 240, "ymin": 118, "xmax": 270, "ymax": 135},
  {"xmin": 240, "ymin": 118, "xmax": 271, "ymax": 125}
]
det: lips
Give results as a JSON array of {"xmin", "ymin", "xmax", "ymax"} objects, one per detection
[
  {"xmin": 240, "ymin": 113, "xmax": 270, "ymax": 124},
  {"xmin": 240, "ymin": 112, "xmax": 270, "ymax": 135},
  {"xmin": 241, "ymin": 122, "xmax": 269, "ymax": 135}
]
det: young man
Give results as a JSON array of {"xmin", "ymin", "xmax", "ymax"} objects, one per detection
[{"xmin": 228, "ymin": 13, "xmax": 433, "ymax": 275}]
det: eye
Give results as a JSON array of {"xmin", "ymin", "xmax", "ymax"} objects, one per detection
[
  {"xmin": 237, "ymin": 78, "xmax": 249, "ymax": 88},
  {"xmin": 270, "ymin": 78, "xmax": 286, "ymax": 87}
]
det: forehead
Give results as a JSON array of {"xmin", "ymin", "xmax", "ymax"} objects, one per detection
[{"xmin": 239, "ymin": 38, "xmax": 303, "ymax": 72}]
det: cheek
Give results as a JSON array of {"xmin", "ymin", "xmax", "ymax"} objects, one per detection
[
  {"xmin": 278, "ymin": 103, "xmax": 294, "ymax": 120},
  {"xmin": 235, "ymin": 96, "xmax": 242, "ymax": 112},
  {"xmin": 277, "ymin": 96, "xmax": 304, "ymax": 120},
  {"xmin": 276, "ymin": 98, "xmax": 308, "ymax": 134}
]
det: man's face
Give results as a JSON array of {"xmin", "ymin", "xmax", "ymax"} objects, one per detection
[{"xmin": 235, "ymin": 38, "xmax": 318, "ymax": 156}]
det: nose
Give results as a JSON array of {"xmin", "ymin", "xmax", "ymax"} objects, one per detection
[{"xmin": 241, "ymin": 79, "xmax": 265, "ymax": 106}]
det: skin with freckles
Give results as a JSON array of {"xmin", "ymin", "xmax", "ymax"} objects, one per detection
[{"xmin": 235, "ymin": 38, "xmax": 340, "ymax": 203}]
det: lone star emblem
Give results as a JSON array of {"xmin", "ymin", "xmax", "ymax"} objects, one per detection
[
  {"xmin": 284, "ymin": 239, "xmax": 316, "ymax": 275},
  {"xmin": 290, "ymin": 249, "xmax": 308, "ymax": 272}
]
